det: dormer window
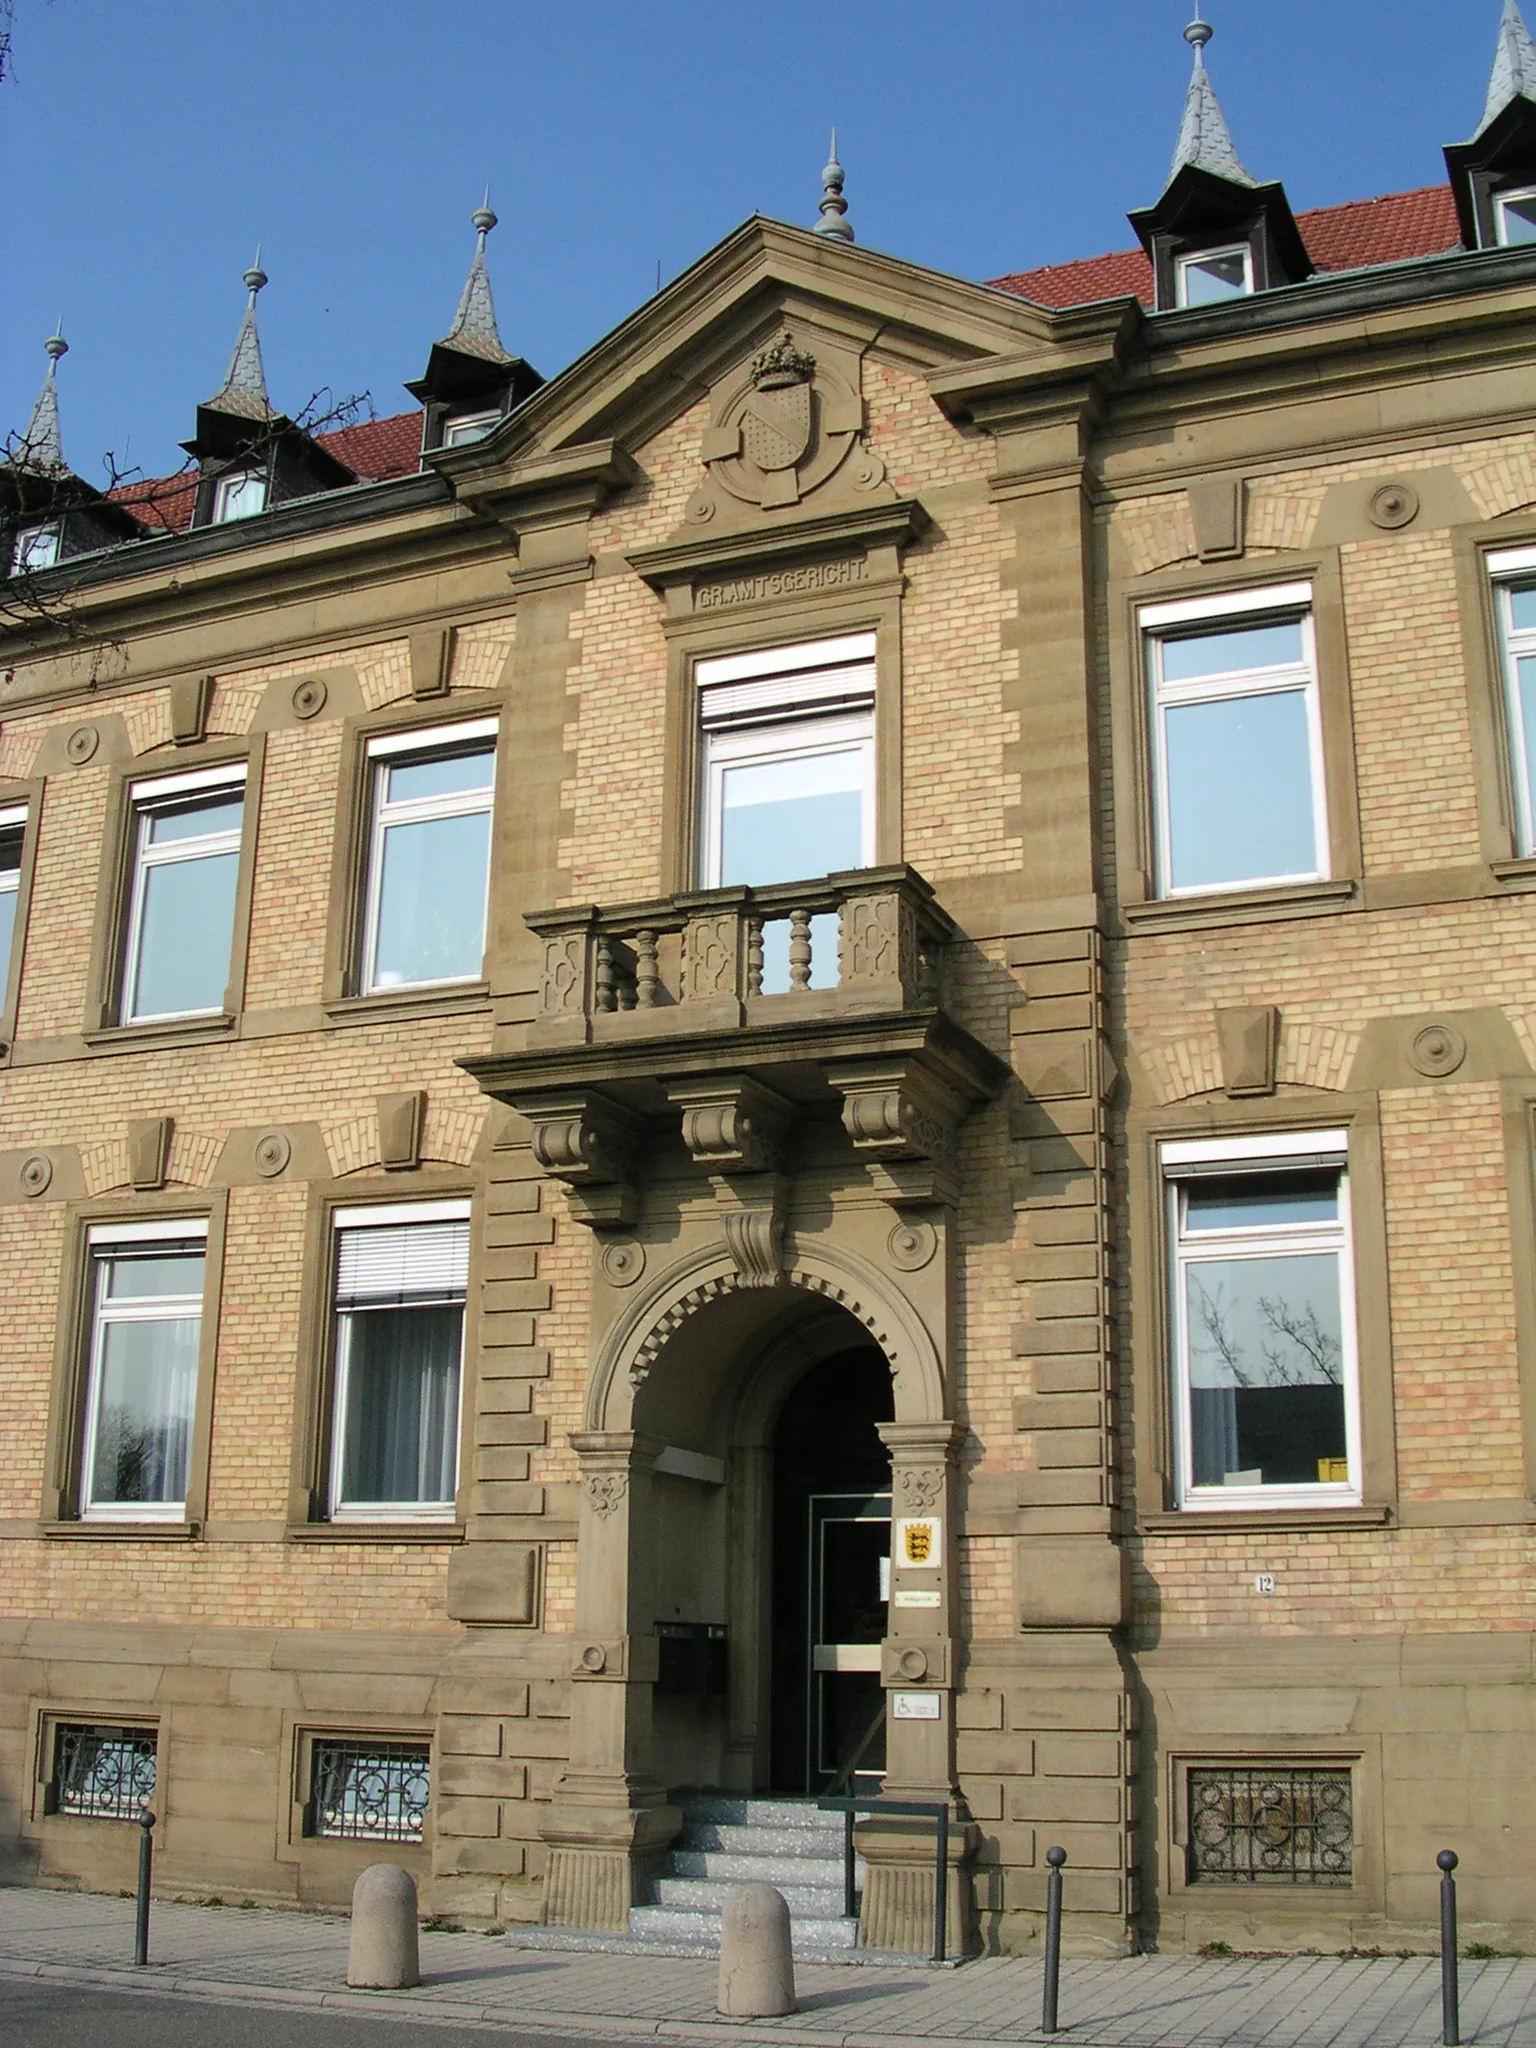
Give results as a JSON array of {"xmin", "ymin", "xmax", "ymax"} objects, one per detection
[
  {"xmin": 1175, "ymin": 242, "xmax": 1254, "ymax": 307},
  {"xmin": 9, "ymin": 520, "xmax": 61, "ymax": 574},
  {"xmin": 212, "ymin": 468, "xmax": 269, "ymax": 523},
  {"xmin": 1495, "ymin": 182, "xmax": 1536, "ymax": 242},
  {"xmin": 440, "ymin": 409, "xmax": 501, "ymax": 448}
]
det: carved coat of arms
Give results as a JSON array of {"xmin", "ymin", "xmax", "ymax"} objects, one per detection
[{"xmin": 691, "ymin": 326, "xmax": 885, "ymax": 516}]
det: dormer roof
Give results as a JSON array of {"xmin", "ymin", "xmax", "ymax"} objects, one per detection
[
  {"xmin": 1446, "ymin": 0, "xmax": 1536, "ymax": 247},
  {"xmin": 1166, "ymin": 24, "xmax": 1254, "ymax": 189},
  {"xmin": 406, "ymin": 201, "xmax": 542, "ymax": 416}
]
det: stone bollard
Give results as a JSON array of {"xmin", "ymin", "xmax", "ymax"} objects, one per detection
[
  {"xmin": 347, "ymin": 1863, "xmax": 420, "ymax": 1990},
  {"xmin": 717, "ymin": 1882, "xmax": 796, "ymax": 2018}
]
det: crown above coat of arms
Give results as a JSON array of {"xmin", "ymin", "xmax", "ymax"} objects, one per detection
[{"xmin": 751, "ymin": 333, "xmax": 816, "ymax": 390}]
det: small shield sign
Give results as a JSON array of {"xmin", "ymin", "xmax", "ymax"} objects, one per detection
[{"xmin": 741, "ymin": 381, "xmax": 813, "ymax": 472}]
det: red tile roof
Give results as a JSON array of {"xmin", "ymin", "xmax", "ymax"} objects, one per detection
[
  {"xmin": 989, "ymin": 183, "xmax": 1463, "ymax": 309},
  {"xmin": 111, "ymin": 408, "xmax": 425, "ymax": 535}
]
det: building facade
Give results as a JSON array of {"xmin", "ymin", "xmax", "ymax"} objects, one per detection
[{"xmin": 2, "ymin": 11, "xmax": 1535, "ymax": 1959}]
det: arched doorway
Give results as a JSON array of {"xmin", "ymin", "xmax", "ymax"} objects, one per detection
[{"xmin": 769, "ymin": 1344, "xmax": 893, "ymax": 1793}]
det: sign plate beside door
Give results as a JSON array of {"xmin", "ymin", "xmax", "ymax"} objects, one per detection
[
  {"xmin": 892, "ymin": 1690, "xmax": 942, "ymax": 1720},
  {"xmin": 895, "ymin": 1517, "xmax": 942, "ymax": 1568}
]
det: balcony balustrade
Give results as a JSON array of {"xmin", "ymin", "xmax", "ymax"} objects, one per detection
[{"xmin": 526, "ymin": 865, "xmax": 952, "ymax": 1047}]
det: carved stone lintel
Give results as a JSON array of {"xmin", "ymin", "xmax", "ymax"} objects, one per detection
[
  {"xmin": 712, "ymin": 1173, "xmax": 788, "ymax": 1289},
  {"xmin": 527, "ymin": 1090, "xmax": 644, "ymax": 1230},
  {"xmin": 666, "ymin": 1075, "xmax": 795, "ymax": 1173}
]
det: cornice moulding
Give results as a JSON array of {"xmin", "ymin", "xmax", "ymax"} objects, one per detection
[{"xmin": 626, "ymin": 499, "xmax": 930, "ymax": 592}]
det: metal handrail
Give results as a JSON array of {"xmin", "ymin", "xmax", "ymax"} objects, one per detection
[
  {"xmin": 823, "ymin": 1698, "xmax": 887, "ymax": 1803},
  {"xmin": 818, "ymin": 1794, "xmax": 952, "ymax": 1964}
]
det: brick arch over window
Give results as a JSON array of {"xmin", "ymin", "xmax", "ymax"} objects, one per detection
[{"xmin": 585, "ymin": 1237, "xmax": 945, "ymax": 1434}]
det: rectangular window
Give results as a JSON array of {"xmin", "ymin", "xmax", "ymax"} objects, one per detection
[
  {"xmin": 1175, "ymin": 243, "xmax": 1254, "ymax": 307},
  {"xmin": 0, "ymin": 802, "xmax": 26, "ymax": 998},
  {"xmin": 1495, "ymin": 183, "xmax": 1536, "ymax": 246},
  {"xmin": 1142, "ymin": 584, "xmax": 1326, "ymax": 897},
  {"xmin": 11, "ymin": 520, "xmax": 61, "ymax": 574},
  {"xmin": 212, "ymin": 468, "xmax": 268, "ymax": 522},
  {"xmin": 1163, "ymin": 1131, "xmax": 1360, "ymax": 1510},
  {"xmin": 1188, "ymin": 1765, "xmax": 1353, "ymax": 1886},
  {"xmin": 121, "ymin": 764, "xmax": 246, "ymax": 1023},
  {"xmin": 50, "ymin": 1723, "xmax": 158, "ymax": 1820},
  {"xmin": 1489, "ymin": 547, "xmax": 1536, "ymax": 853},
  {"xmin": 361, "ymin": 720, "xmax": 496, "ymax": 994},
  {"xmin": 82, "ymin": 1221, "xmax": 208, "ymax": 1521},
  {"xmin": 441, "ymin": 409, "xmax": 501, "ymax": 447},
  {"xmin": 307, "ymin": 1738, "xmax": 430, "ymax": 1842},
  {"xmin": 329, "ymin": 1201, "xmax": 468, "ymax": 1519},
  {"xmin": 699, "ymin": 635, "xmax": 875, "ymax": 991}
]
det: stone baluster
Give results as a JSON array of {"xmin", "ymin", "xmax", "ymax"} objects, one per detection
[
  {"xmin": 594, "ymin": 936, "xmax": 618, "ymax": 1013},
  {"xmin": 746, "ymin": 917, "xmax": 764, "ymax": 997},
  {"xmin": 634, "ymin": 930, "xmax": 659, "ymax": 1007},
  {"xmin": 788, "ymin": 908, "xmax": 813, "ymax": 991}
]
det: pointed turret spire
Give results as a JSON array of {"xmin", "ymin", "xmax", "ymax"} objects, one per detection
[
  {"xmin": 814, "ymin": 129, "xmax": 855, "ymax": 242},
  {"xmin": 203, "ymin": 253, "xmax": 275, "ymax": 423},
  {"xmin": 438, "ymin": 195, "xmax": 514, "ymax": 365},
  {"xmin": 1479, "ymin": 0, "xmax": 1536, "ymax": 134},
  {"xmin": 16, "ymin": 327, "xmax": 69, "ymax": 474},
  {"xmin": 1166, "ymin": 9, "xmax": 1255, "ymax": 190}
]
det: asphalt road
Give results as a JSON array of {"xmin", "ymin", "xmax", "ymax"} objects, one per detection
[{"xmin": 2, "ymin": 1980, "xmax": 629, "ymax": 2048}]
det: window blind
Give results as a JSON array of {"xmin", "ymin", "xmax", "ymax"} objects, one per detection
[
  {"xmin": 336, "ymin": 1218, "xmax": 470, "ymax": 1308},
  {"xmin": 699, "ymin": 658, "xmax": 875, "ymax": 729}
]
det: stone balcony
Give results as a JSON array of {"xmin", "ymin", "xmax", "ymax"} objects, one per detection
[
  {"xmin": 465, "ymin": 866, "xmax": 1008, "ymax": 1227},
  {"xmin": 524, "ymin": 865, "xmax": 952, "ymax": 1047}
]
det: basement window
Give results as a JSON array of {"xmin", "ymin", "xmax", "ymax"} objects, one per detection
[
  {"xmin": 1187, "ymin": 1765, "xmax": 1353, "ymax": 1886},
  {"xmin": 49, "ymin": 1722, "xmax": 158, "ymax": 1820},
  {"xmin": 306, "ymin": 1738, "xmax": 431, "ymax": 1843}
]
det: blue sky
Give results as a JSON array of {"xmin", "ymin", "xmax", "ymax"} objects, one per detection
[{"xmin": 0, "ymin": 1, "xmax": 1514, "ymax": 488}]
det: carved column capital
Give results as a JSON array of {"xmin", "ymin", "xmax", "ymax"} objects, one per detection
[
  {"xmin": 666, "ymin": 1074, "xmax": 795, "ymax": 1173},
  {"xmin": 527, "ymin": 1091, "xmax": 645, "ymax": 1227}
]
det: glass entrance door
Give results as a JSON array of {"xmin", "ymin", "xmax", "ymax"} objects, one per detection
[{"xmin": 807, "ymin": 1491, "xmax": 890, "ymax": 1791}]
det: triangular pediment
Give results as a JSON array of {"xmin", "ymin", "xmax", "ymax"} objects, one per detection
[{"xmin": 430, "ymin": 216, "xmax": 1136, "ymax": 511}]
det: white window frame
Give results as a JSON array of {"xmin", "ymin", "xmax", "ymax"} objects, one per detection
[
  {"xmin": 212, "ymin": 468, "xmax": 269, "ymax": 523},
  {"xmin": 1494, "ymin": 182, "xmax": 1536, "ymax": 246},
  {"xmin": 328, "ymin": 1199, "xmax": 470, "ymax": 1523},
  {"xmin": 11, "ymin": 520, "xmax": 61, "ymax": 574},
  {"xmin": 121, "ymin": 764, "xmax": 248, "ymax": 1025},
  {"xmin": 1174, "ymin": 242, "xmax": 1254, "ymax": 308},
  {"xmin": 359, "ymin": 718, "xmax": 498, "ymax": 996},
  {"xmin": 80, "ymin": 1218, "xmax": 209, "ymax": 1524},
  {"xmin": 696, "ymin": 634, "xmax": 877, "ymax": 892},
  {"xmin": 441, "ymin": 409, "xmax": 502, "ymax": 447},
  {"xmin": 1488, "ymin": 545, "xmax": 1536, "ymax": 853},
  {"xmin": 0, "ymin": 801, "xmax": 27, "ymax": 978},
  {"xmin": 1162, "ymin": 1130, "xmax": 1361, "ymax": 1514},
  {"xmin": 1141, "ymin": 583, "xmax": 1327, "ymax": 898}
]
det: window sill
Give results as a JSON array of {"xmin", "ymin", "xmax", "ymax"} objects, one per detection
[
  {"xmin": 285, "ymin": 1521, "xmax": 465, "ymax": 1544},
  {"xmin": 1120, "ymin": 877, "xmax": 1357, "ymax": 934},
  {"xmin": 1138, "ymin": 1504, "xmax": 1392, "ymax": 1535},
  {"xmin": 323, "ymin": 982, "xmax": 490, "ymax": 1029},
  {"xmin": 83, "ymin": 1014, "xmax": 235, "ymax": 1055},
  {"xmin": 1489, "ymin": 856, "xmax": 1536, "ymax": 893},
  {"xmin": 41, "ymin": 1519, "xmax": 201, "ymax": 1541}
]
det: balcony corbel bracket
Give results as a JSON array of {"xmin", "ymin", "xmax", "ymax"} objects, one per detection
[
  {"xmin": 666, "ymin": 1073, "xmax": 796, "ymax": 1174},
  {"xmin": 527, "ymin": 1089, "xmax": 645, "ymax": 1229},
  {"xmin": 830, "ymin": 1055, "xmax": 971, "ymax": 1211},
  {"xmin": 712, "ymin": 1172, "xmax": 790, "ymax": 1290}
]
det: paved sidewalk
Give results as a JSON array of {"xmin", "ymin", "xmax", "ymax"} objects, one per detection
[{"xmin": 1, "ymin": 1886, "xmax": 1533, "ymax": 2048}]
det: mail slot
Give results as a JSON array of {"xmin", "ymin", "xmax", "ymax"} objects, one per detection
[{"xmin": 654, "ymin": 1621, "xmax": 728, "ymax": 1698}]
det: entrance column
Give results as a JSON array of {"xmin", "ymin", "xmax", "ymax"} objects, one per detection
[
  {"xmin": 540, "ymin": 1430, "xmax": 680, "ymax": 1930},
  {"xmin": 860, "ymin": 1417, "xmax": 977, "ymax": 1954}
]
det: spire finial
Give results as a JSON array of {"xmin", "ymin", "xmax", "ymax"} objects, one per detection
[
  {"xmin": 14, "ymin": 327, "xmax": 70, "ymax": 473},
  {"xmin": 438, "ymin": 196, "xmax": 514, "ymax": 364},
  {"xmin": 202, "ymin": 253, "xmax": 276, "ymax": 422},
  {"xmin": 1165, "ymin": 5, "xmax": 1254, "ymax": 189},
  {"xmin": 814, "ymin": 126, "xmax": 855, "ymax": 242},
  {"xmin": 1477, "ymin": 0, "xmax": 1536, "ymax": 136}
]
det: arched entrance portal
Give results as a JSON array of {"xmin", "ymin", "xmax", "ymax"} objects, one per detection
[{"xmin": 769, "ymin": 1345, "xmax": 893, "ymax": 1793}]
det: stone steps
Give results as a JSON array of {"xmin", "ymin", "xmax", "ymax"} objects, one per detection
[
  {"xmin": 668, "ymin": 1848, "xmax": 846, "ymax": 1889},
  {"xmin": 634, "ymin": 1792, "xmax": 858, "ymax": 1955},
  {"xmin": 650, "ymin": 1874, "xmax": 848, "ymax": 1917}
]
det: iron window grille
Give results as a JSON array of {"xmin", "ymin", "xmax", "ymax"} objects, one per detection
[
  {"xmin": 1188, "ymin": 1765, "xmax": 1353, "ymax": 1886},
  {"xmin": 50, "ymin": 1723, "xmax": 157, "ymax": 1820},
  {"xmin": 307, "ymin": 1739, "xmax": 430, "ymax": 1844}
]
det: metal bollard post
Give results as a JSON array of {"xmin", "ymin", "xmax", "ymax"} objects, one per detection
[
  {"xmin": 1438, "ymin": 1850, "xmax": 1460, "ymax": 2047},
  {"xmin": 134, "ymin": 1808, "xmax": 156, "ymax": 1967},
  {"xmin": 1041, "ymin": 1845, "xmax": 1067, "ymax": 2034}
]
